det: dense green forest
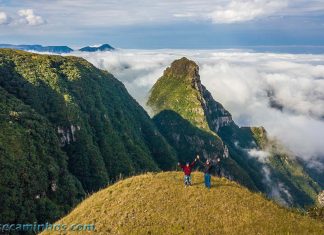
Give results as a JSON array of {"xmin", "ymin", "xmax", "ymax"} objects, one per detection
[
  {"xmin": 0, "ymin": 49, "xmax": 177, "ymax": 224},
  {"xmin": 0, "ymin": 87, "xmax": 84, "ymax": 223}
]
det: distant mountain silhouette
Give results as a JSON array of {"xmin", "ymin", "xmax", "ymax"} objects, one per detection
[
  {"xmin": 79, "ymin": 44, "xmax": 115, "ymax": 52},
  {"xmin": 0, "ymin": 44, "xmax": 73, "ymax": 53},
  {"xmin": 0, "ymin": 43, "xmax": 115, "ymax": 53}
]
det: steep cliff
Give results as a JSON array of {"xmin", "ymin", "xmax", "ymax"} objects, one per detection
[{"xmin": 147, "ymin": 57, "xmax": 321, "ymax": 207}]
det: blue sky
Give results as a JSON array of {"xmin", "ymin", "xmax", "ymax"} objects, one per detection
[{"xmin": 1, "ymin": 0, "xmax": 324, "ymax": 49}]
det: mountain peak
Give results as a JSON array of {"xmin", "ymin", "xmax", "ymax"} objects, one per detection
[
  {"xmin": 164, "ymin": 57, "xmax": 201, "ymax": 86},
  {"xmin": 79, "ymin": 43, "xmax": 114, "ymax": 52},
  {"xmin": 148, "ymin": 57, "xmax": 232, "ymax": 132},
  {"xmin": 166, "ymin": 57, "xmax": 198, "ymax": 75}
]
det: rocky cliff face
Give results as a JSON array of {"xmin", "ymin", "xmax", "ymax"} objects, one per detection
[
  {"xmin": 201, "ymin": 86, "xmax": 233, "ymax": 132},
  {"xmin": 148, "ymin": 57, "xmax": 321, "ymax": 207}
]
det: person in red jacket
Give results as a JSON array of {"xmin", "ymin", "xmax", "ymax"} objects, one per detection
[{"xmin": 178, "ymin": 157, "xmax": 198, "ymax": 186}]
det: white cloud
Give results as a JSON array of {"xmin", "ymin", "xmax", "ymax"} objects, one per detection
[
  {"xmin": 207, "ymin": 0, "xmax": 288, "ymax": 23},
  {"xmin": 1, "ymin": 0, "xmax": 322, "ymax": 28},
  {"xmin": 248, "ymin": 149, "xmax": 270, "ymax": 163},
  {"xmin": 0, "ymin": 11, "xmax": 9, "ymax": 25},
  {"xmin": 18, "ymin": 9, "xmax": 45, "ymax": 26},
  {"xmin": 245, "ymin": 146, "xmax": 293, "ymax": 205},
  {"xmin": 262, "ymin": 166, "xmax": 293, "ymax": 206},
  {"xmin": 173, "ymin": 13, "xmax": 195, "ymax": 18},
  {"xmin": 71, "ymin": 49, "xmax": 324, "ymax": 167}
]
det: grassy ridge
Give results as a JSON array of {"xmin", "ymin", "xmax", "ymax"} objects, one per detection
[{"xmin": 41, "ymin": 172, "xmax": 324, "ymax": 235}]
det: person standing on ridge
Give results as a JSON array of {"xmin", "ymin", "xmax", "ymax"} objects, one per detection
[
  {"xmin": 197, "ymin": 155, "xmax": 215, "ymax": 189},
  {"xmin": 219, "ymin": 144, "xmax": 227, "ymax": 177},
  {"xmin": 215, "ymin": 157, "xmax": 222, "ymax": 177},
  {"xmin": 178, "ymin": 157, "xmax": 198, "ymax": 187},
  {"xmin": 223, "ymin": 144, "xmax": 229, "ymax": 158}
]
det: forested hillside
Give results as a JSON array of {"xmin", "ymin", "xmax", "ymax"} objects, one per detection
[{"xmin": 0, "ymin": 49, "xmax": 177, "ymax": 224}]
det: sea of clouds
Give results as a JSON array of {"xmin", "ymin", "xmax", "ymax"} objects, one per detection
[{"xmin": 72, "ymin": 49, "xmax": 324, "ymax": 170}]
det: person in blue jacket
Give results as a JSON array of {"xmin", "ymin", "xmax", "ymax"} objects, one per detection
[{"xmin": 197, "ymin": 155, "xmax": 215, "ymax": 189}]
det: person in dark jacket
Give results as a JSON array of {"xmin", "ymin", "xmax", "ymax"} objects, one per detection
[
  {"xmin": 178, "ymin": 157, "xmax": 198, "ymax": 186},
  {"xmin": 215, "ymin": 157, "xmax": 222, "ymax": 177},
  {"xmin": 197, "ymin": 155, "xmax": 214, "ymax": 189}
]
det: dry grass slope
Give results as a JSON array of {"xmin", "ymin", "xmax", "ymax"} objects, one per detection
[{"xmin": 41, "ymin": 172, "xmax": 324, "ymax": 235}]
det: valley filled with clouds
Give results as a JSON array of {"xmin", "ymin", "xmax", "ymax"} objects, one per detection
[{"xmin": 73, "ymin": 49, "xmax": 324, "ymax": 169}]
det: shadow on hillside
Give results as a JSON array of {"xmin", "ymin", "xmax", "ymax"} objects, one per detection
[
  {"xmin": 152, "ymin": 109, "xmax": 223, "ymax": 168},
  {"xmin": 153, "ymin": 110, "xmax": 259, "ymax": 191}
]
